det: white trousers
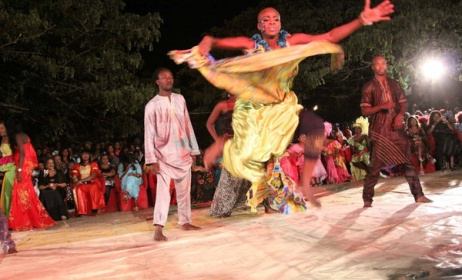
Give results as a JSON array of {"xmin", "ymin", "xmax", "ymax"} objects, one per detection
[{"xmin": 153, "ymin": 171, "xmax": 192, "ymax": 227}]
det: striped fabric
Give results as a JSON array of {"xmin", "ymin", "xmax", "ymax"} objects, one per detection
[{"xmin": 370, "ymin": 131, "xmax": 408, "ymax": 164}]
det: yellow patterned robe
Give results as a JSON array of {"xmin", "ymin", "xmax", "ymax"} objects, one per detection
[{"xmin": 170, "ymin": 41, "xmax": 343, "ymax": 212}]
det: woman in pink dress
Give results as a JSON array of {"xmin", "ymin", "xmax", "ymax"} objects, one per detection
[
  {"xmin": 334, "ymin": 131, "xmax": 352, "ymax": 183},
  {"xmin": 283, "ymin": 134, "xmax": 327, "ymax": 187}
]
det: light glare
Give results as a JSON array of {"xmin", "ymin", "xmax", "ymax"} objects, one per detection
[{"xmin": 421, "ymin": 59, "xmax": 445, "ymax": 80}]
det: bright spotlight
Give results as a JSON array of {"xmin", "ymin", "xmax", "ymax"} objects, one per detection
[
  {"xmin": 421, "ymin": 59, "xmax": 445, "ymax": 80},
  {"xmin": 313, "ymin": 105, "xmax": 318, "ymax": 111}
]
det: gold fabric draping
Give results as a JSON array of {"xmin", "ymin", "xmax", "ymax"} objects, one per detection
[{"xmin": 169, "ymin": 41, "xmax": 344, "ymax": 211}]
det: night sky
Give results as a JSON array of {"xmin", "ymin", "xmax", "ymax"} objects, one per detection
[{"xmin": 124, "ymin": 0, "xmax": 260, "ymax": 72}]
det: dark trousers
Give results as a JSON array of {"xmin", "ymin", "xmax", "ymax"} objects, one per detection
[{"xmin": 363, "ymin": 143, "xmax": 424, "ymax": 203}]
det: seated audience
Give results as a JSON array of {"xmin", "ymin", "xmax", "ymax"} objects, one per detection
[
  {"xmin": 71, "ymin": 150, "xmax": 105, "ymax": 215},
  {"xmin": 117, "ymin": 153, "xmax": 142, "ymax": 210},
  {"xmin": 100, "ymin": 154, "xmax": 116, "ymax": 205},
  {"xmin": 38, "ymin": 158, "xmax": 69, "ymax": 221}
]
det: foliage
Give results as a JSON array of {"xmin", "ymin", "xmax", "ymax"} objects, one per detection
[
  {"xmin": 0, "ymin": 0, "xmax": 460, "ymax": 147},
  {"xmin": 0, "ymin": 0, "xmax": 162, "ymax": 144},
  {"xmin": 176, "ymin": 0, "xmax": 461, "ymax": 124}
]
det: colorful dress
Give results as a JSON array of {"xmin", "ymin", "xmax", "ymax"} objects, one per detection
[
  {"xmin": 170, "ymin": 36, "xmax": 343, "ymax": 213},
  {"xmin": 191, "ymin": 153, "xmax": 216, "ymax": 202},
  {"xmin": 117, "ymin": 162, "xmax": 142, "ymax": 200},
  {"xmin": 8, "ymin": 141, "xmax": 57, "ymax": 231},
  {"xmin": 0, "ymin": 143, "xmax": 15, "ymax": 216},
  {"xmin": 72, "ymin": 162, "xmax": 106, "ymax": 215},
  {"xmin": 347, "ymin": 136, "xmax": 370, "ymax": 181},
  {"xmin": 322, "ymin": 140, "xmax": 341, "ymax": 184},
  {"xmin": 312, "ymin": 156, "xmax": 328, "ymax": 182},
  {"xmin": 335, "ymin": 144, "xmax": 352, "ymax": 183}
]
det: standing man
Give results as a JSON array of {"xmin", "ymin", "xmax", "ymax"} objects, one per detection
[
  {"xmin": 360, "ymin": 55, "xmax": 432, "ymax": 207},
  {"xmin": 144, "ymin": 67, "xmax": 201, "ymax": 241}
]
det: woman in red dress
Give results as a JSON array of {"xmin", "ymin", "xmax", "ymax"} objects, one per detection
[
  {"xmin": 6, "ymin": 121, "xmax": 57, "ymax": 231},
  {"xmin": 71, "ymin": 150, "xmax": 106, "ymax": 215}
]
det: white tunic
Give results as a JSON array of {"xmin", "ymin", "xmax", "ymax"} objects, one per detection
[{"xmin": 144, "ymin": 92, "xmax": 200, "ymax": 179}]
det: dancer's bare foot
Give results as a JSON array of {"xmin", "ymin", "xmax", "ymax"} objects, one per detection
[
  {"xmin": 363, "ymin": 201, "xmax": 373, "ymax": 208},
  {"xmin": 204, "ymin": 138, "xmax": 225, "ymax": 170},
  {"xmin": 215, "ymin": 213, "xmax": 231, "ymax": 218},
  {"xmin": 154, "ymin": 225, "xmax": 168, "ymax": 242},
  {"xmin": 416, "ymin": 196, "xmax": 432, "ymax": 203},
  {"xmin": 180, "ymin": 223, "xmax": 201, "ymax": 231},
  {"xmin": 7, "ymin": 248, "xmax": 18, "ymax": 254},
  {"xmin": 296, "ymin": 186, "xmax": 321, "ymax": 208},
  {"xmin": 264, "ymin": 205, "xmax": 279, "ymax": 214}
]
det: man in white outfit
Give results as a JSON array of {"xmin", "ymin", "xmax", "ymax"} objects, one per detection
[{"xmin": 144, "ymin": 67, "xmax": 201, "ymax": 241}]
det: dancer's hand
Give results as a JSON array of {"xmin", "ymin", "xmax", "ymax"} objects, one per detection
[{"xmin": 362, "ymin": 0, "xmax": 394, "ymax": 23}]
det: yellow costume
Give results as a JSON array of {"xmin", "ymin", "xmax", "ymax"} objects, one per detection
[
  {"xmin": 170, "ymin": 40, "xmax": 343, "ymax": 212},
  {"xmin": 0, "ymin": 143, "xmax": 15, "ymax": 216}
]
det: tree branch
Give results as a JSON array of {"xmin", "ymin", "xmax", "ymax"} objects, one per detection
[
  {"xmin": 0, "ymin": 25, "xmax": 56, "ymax": 49},
  {"xmin": 0, "ymin": 102, "xmax": 29, "ymax": 112}
]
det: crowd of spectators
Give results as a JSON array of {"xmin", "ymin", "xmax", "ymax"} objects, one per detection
[{"xmin": 1, "ymin": 105, "xmax": 461, "ymax": 228}]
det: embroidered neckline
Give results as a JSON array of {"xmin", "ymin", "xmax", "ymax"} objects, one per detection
[{"xmin": 251, "ymin": 30, "xmax": 288, "ymax": 51}]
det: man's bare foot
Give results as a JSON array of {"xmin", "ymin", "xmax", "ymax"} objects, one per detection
[
  {"xmin": 204, "ymin": 138, "xmax": 225, "ymax": 170},
  {"xmin": 416, "ymin": 196, "xmax": 432, "ymax": 203},
  {"xmin": 180, "ymin": 223, "xmax": 201, "ymax": 231},
  {"xmin": 363, "ymin": 201, "xmax": 372, "ymax": 208},
  {"xmin": 154, "ymin": 226, "xmax": 168, "ymax": 242}
]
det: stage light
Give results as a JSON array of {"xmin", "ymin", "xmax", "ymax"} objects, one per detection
[
  {"xmin": 421, "ymin": 59, "xmax": 445, "ymax": 81},
  {"xmin": 313, "ymin": 105, "xmax": 318, "ymax": 111}
]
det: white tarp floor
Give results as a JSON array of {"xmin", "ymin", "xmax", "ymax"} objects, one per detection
[{"xmin": 1, "ymin": 170, "xmax": 461, "ymax": 280}]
